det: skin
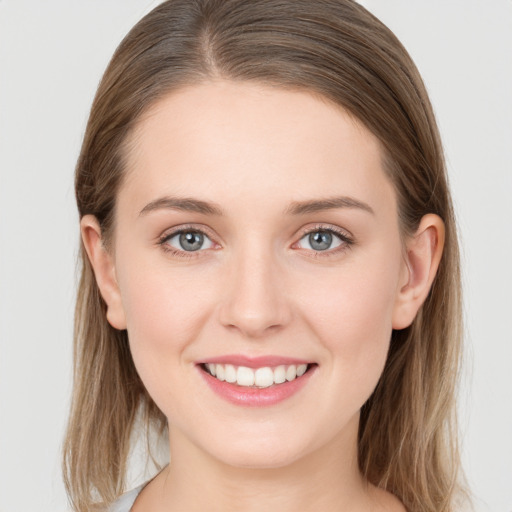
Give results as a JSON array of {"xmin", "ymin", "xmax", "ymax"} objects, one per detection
[{"xmin": 82, "ymin": 80, "xmax": 444, "ymax": 511}]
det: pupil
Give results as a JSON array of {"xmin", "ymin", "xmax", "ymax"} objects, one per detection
[
  {"xmin": 179, "ymin": 232, "xmax": 203, "ymax": 251},
  {"xmin": 309, "ymin": 231, "xmax": 332, "ymax": 251}
]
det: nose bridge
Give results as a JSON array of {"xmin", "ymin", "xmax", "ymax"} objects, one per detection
[{"xmin": 219, "ymin": 236, "xmax": 291, "ymax": 338}]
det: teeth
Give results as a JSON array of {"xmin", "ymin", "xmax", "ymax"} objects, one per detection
[
  {"xmin": 274, "ymin": 365, "xmax": 286, "ymax": 384},
  {"xmin": 297, "ymin": 364, "xmax": 307, "ymax": 377},
  {"xmin": 204, "ymin": 363, "xmax": 310, "ymax": 388},
  {"xmin": 216, "ymin": 364, "xmax": 225, "ymax": 381},
  {"xmin": 206, "ymin": 363, "xmax": 216, "ymax": 377},
  {"xmin": 255, "ymin": 367, "xmax": 274, "ymax": 388},
  {"xmin": 286, "ymin": 365, "xmax": 297, "ymax": 381},
  {"xmin": 225, "ymin": 364, "xmax": 237, "ymax": 383},
  {"xmin": 237, "ymin": 366, "xmax": 255, "ymax": 386}
]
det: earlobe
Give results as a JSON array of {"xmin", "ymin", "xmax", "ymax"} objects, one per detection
[
  {"xmin": 392, "ymin": 214, "xmax": 445, "ymax": 330},
  {"xmin": 80, "ymin": 215, "xmax": 127, "ymax": 330}
]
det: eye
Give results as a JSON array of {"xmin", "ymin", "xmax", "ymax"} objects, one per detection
[
  {"xmin": 162, "ymin": 229, "xmax": 215, "ymax": 252},
  {"xmin": 295, "ymin": 227, "xmax": 352, "ymax": 253}
]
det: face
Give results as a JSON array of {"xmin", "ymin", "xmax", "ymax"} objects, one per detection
[{"xmin": 106, "ymin": 80, "xmax": 409, "ymax": 468}]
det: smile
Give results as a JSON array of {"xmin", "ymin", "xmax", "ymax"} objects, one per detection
[
  {"xmin": 202, "ymin": 363, "xmax": 309, "ymax": 388},
  {"xmin": 197, "ymin": 357, "xmax": 318, "ymax": 407}
]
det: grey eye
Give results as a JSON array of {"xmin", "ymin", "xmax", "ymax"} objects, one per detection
[
  {"xmin": 309, "ymin": 231, "xmax": 332, "ymax": 251},
  {"xmin": 179, "ymin": 232, "xmax": 204, "ymax": 251},
  {"xmin": 166, "ymin": 231, "xmax": 214, "ymax": 252},
  {"xmin": 298, "ymin": 230, "xmax": 343, "ymax": 252}
]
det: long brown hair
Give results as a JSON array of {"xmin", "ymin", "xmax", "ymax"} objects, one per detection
[{"xmin": 63, "ymin": 1, "xmax": 466, "ymax": 510}]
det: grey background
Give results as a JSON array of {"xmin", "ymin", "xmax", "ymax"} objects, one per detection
[{"xmin": 0, "ymin": 1, "xmax": 511, "ymax": 511}]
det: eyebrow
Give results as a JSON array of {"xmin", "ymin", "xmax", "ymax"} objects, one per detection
[
  {"xmin": 139, "ymin": 197, "xmax": 224, "ymax": 216},
  {"xmin": 139, "ymin": 195, "xmax": 374, "ymax": 217},
  {"xmin": 284, "ymin": 196, "xmax": 375, "ymax": 216}
]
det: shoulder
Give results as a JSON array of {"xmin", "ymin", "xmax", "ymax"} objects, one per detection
[{"xmin": 109, "ymin": 484, "xmax": 145, "ymax": 512}]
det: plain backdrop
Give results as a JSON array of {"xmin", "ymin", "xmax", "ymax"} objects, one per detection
[{"xmin": 0, "ymin": 1, "xmax": 511, "ymax": 511}]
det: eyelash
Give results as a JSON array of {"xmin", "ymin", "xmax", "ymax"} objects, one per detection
[
  {"xmin": 158, "ymin": 224, "xmax": 216, "ymax": 260},
  {"xmin": 157, "ymin": 224, "xmax": 354, "ymax": 260},
  {"xmin": 295, "ymin": 224, "xmax": 354, "ymax": 259}
]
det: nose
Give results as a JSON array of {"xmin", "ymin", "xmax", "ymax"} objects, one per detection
[{"xmin": 218, "ymin": 245, "xmax": 292, "ymax": 339}]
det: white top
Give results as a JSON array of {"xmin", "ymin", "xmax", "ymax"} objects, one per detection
[{"xmin": 109, "ymin": 483, "xmax": 145, "ymax": 512}]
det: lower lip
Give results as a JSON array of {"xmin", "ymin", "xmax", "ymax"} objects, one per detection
[{"xmin": 197, "ymin": 364, "xmax": 317, "ymax": 407}]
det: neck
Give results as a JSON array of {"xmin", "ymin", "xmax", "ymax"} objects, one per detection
[{"xmin": 154, "ymin": 414, "xmax": 374, "ymax": 512}]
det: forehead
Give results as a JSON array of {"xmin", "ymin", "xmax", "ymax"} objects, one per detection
[{"xmin": 120, "ymin": 80, "xmax": 396, "ymax": 219}]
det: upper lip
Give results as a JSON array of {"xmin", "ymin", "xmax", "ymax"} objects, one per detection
[{"xmin": 197, "ymin": 354, "xmax": 314, "ymax": 369}]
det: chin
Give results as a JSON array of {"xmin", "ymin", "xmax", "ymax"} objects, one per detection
[{"xmin": 203, "ymin": 431, "xmax": 313, "ymax": 470}]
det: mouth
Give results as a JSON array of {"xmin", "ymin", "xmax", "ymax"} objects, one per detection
[
  {"xmin": 196, "ymin": 354, "xmax": 318, "ymax": 407},
  {"xmin": 198, "ymin": 362, "xmax": 317, "ymax": 389}
]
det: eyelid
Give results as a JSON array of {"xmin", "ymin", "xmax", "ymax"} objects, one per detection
[
  {"xmin": 295, "ymin": 223, "xmax": 354, "ymax": 243},
  {"xmin": 159, "ymin": 223, "xmax": 219, "ymax": 243},
  {"xmin": 291, "ymin": 223, "xmax": 355, "ymax": 256},
  {"xmin": 156, "ymin": 222, "xmax": 354, "ymax": 259},
  {"xmin": 157, "ymin": 223, "xmax": 221, "ymax": 257}
]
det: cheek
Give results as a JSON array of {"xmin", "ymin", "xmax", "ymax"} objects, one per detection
[
  {"xmin": 301, "ymin": 249, "xmax": 402, "ymax": 395},
  {"xmin": 115, "ymin": 259, "xmax": 214, "ymax": 402},
  {"xmin": 122, "ymin": 272, "xmax": 212, "ymax": 343}
]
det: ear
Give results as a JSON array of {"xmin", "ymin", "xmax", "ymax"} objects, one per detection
[
  {"xmin": 392, "ymin": 214, "xmax": 445, "ymax": 330},
  {"xmin": 80, "ymin": 215, "xmax": 127, "ymax": 330}
]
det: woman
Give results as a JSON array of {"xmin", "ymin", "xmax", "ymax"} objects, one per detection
[{"xmin": 63, "ymin": 1, "xmax": 467, "ymax": 510}]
